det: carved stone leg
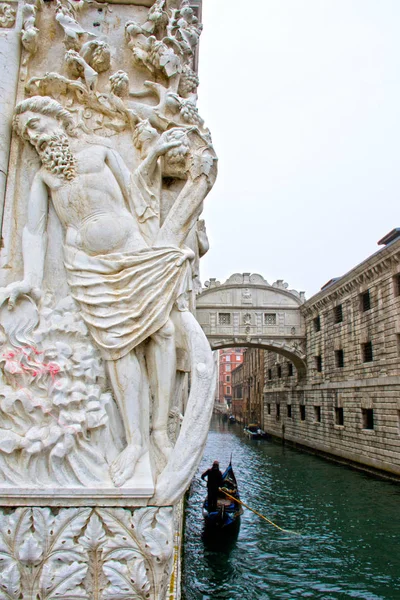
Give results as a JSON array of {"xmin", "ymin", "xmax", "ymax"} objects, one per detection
[
  {"xmin": 152, "ymin": 309, "xmax": 216, "ymax": 505},
  {"xmin": 147, "ymin": 318, "xmax": 176, "ymax": 464},
  {"xmin": 107, "ymin": 351, "xmax": 149, "ymax": 487}
]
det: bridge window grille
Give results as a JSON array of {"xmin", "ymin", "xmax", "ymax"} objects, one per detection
[
  {"xmin": 335, "ymin": 407, "xmax": 344, "ymax": 426},
  {"xmin": 313, "ymin": 315, "xmax": 321, "ymax": 332},
  {"xmin": 287, "ymin": 404, "xmax": 292, "ymax": 418},
  {"xmin": 288, "ymin": 363, "xmax": 293, "ymax": 376},
  {"xmin": 362, "ymin": 341, "xmax": 373, "ymax": 363},
  {"xmin": 361, "ymin": 290, "xmax": 371, "ymax": 312},
  {"xmin": 264, "ymin": 313, "xmax": 277, "ymax": 326},
  {"xmin": 335, "ymin": 349, "xmax": 344, "ymax": 368},
  {"xmin": 314, "ymin": 405, "xmax": 321, "ymax": 422},
  {"xmin": 300, "ymin": 405, "xmax": 306, "ymax": 421},
  {"xmin": 334, "ymin": 304, "xmax": 343, "ymax": 323},
  {"xmin": 362, "ymin": 408, "xmax": 374, "ymax": 430},
  {"xmin": 219, "ymin": 313, "xmax": 231, "ymax": 325}
]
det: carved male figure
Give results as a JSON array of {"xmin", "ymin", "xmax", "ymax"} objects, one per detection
[{"xmin": 1, "ymin": 96, "xmax": 214, "ymax": 487}]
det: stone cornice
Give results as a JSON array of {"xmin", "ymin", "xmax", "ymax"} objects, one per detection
[{"xmin": 302, "ymin": 239, "xmax": 400, "ymax": 316}]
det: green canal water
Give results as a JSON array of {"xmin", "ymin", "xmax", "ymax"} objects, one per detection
[{"xmin": 183, "ymin": 418, "xmax": 400, "ymax": 599}]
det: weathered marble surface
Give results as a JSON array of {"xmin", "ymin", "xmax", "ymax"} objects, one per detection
[{"xmin": 0, "ymin": 1, "xmax": 215, "ymax": 596}]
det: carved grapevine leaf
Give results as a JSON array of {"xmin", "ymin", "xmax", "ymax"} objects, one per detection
[
  {"xmin": 38, "ymin": 509, "xmax": 91, "ymax": 600},
  {"xmin": 18, "ymin": 532, "xmax": 43, "ymax": 565},
  {"xmin": 32, "ymin": 508, "xmax": 54, "ymax": 556},
  {"xmin": 79, "ymin": 512, "xmax": 108, "ymax": 599},
  {"xmin": 46, "ymin": 507, "xmax": 91, "ymax": 562},
  {"xmin": 133, "ymin": 507, "xmax": 173, "ymax": 563},
  {"xmin": 80, "ymin": 513, "xmax": 106, "ymax": 550},
  {"xmin": 0, "ymin": 562, "xmax": 20, "ymax": 600},
  {"xmin": 40, "ymin": 561, "xmax": 89, "ymax": 600},
  {"xmin": 97, "ymin": 509, "xmax": 152, "ymax": 599},
  {"xmin": 102, "ymin": 559, "xmax": 150, "ymax": 600}
]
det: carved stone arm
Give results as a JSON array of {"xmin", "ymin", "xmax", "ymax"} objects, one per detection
[{"xmin": 0, "ymin": 173, "xmax": 48, "ymax": 309}]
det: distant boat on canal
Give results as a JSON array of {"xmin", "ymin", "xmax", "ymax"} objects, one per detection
[
  {"xmin": 202, "ymin": 462, "xmax": 243, "ymax": 530},
  {"xmin": 243, "ymin": 424, "xmax": 270, "ymax": 440},
  {"xmin": 228, "ymin": 415, "xmax": 236, "ymax": 423}
]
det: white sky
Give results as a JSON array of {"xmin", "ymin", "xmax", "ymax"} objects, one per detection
[{"xmin": 196, "ymin": 0, "xmax": 400, "ymax": 297}]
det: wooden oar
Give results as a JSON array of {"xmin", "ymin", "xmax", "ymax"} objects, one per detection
[{"xmin": 220, "ymin": 488, "xmax": 301, "ymax": 535}]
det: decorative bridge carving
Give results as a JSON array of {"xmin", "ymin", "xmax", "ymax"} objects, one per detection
[{"xmin": 196, "ymin": 273, "xmax": 307, "ymax": 376}]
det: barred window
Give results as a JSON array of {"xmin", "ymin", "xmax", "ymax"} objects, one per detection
[
  {"xmin": 362, "ymin": 341, "xmax": 373, "ymax": 363},
  {"xmin": 300, "ymin": 405, "xmax": 306, "ymax": 421},
  {"xmin": 361, "ymin": 290, "xmax": 371, "ymax": 312},
  {"xmin": 288, "ymin": 363, "xmax": 294, "ymax": 376},
  {"xmin": 362, "ymin": 408, "xmax": 374, "ymax": 430},
  {"xmin": 313, "ymin": 315, "xmax": 321, "ymax": 332},
  {"xmin": 277, "ymin": 365, "xmax": 282, "ymax": 378},
  {"xmin": 393, "ymin": 273, "xmax": 400, "ymax": 297},
  {"xmin": 314, "ymin": 405, "xmax": 321, "ymax": 422},
  {"xmin": 315, "ymin": 355, "xmax": 322, "ymax": 372},
  {"xmin": 264, "ymin": 313, "xmax": 277, "ymax": 326},
  {"xmin": 218, "ymin": 313, "xmax": 231, "ymax": 325},
  {"xmin": 334, "ymin": 304, "xmax": 343, "ymax": 323},
  {"xmin": 287, "ymin": 404, "xmax": 292, "ymax": 418},
  {"xmin": 335, "ymin": 349, "xmax": 344, "ymax": 368},
  {"xmin": 335, "ymin": 407, "xmax": 344, "ymax": 426}
]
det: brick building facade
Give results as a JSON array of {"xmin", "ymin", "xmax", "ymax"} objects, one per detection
[
  {"xmin": 263, "ymin": 230, "xmax": 400, "ymax": 479},
  {"xmin": 217, "ymin": 348, "xmax": 244, "ymax": 409},
  {"xmin": 231, "ymin": 348, "xmax": 265, "ymax": 425}
]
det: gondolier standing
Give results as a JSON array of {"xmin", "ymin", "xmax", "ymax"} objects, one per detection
[{"xmin": 201, "ymin": 460, "xmax": 223, "ymax": 512}]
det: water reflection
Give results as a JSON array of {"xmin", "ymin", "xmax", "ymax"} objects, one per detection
[{"xmin": 183, "ymin": 417, "xmax": 400, "ymax": 600}]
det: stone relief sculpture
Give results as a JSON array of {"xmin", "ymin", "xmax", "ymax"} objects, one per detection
[
  {"xmin": 0, "ymin": 0, "xmax": 217, "ymax": 519},
  {"xmin": 0, "ymin": 2, "xmax": 16, "ymax": 28}
]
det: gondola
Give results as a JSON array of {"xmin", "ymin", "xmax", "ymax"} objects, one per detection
[
  {"xmin": 243, "ymin": 424, "xmax": 270, "ymax": 440},
  {"xmin": 202, "ymin": 462, "xmax": 243, "ymax": 530}
]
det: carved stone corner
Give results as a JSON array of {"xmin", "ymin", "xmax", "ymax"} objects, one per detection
[{"xmin": 0, "ymin": 503, "xmax": 180, "ymax": 600}]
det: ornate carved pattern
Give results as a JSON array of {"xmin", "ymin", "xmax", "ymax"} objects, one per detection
[
  {"xmin": 0, "ymin": 506, "xmax": 174, "ymax": 600},
  {"xmin": 0, "ymin": 2, "xmax": 15, "ymax": 28}
]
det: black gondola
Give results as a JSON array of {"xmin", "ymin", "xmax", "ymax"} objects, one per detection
[{"xmin": 202, "ymin": 462, "xmax": 243, "ymax": 529}]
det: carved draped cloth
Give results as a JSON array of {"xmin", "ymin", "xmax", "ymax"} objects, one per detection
[{"xmin": 63, "ymin": 245, "xmax": 189, "ymax": 361}]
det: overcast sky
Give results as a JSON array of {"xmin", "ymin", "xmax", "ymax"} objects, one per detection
[{"xmin": 196, "ymin": 0, "xmax": 400, "ymax": 298}]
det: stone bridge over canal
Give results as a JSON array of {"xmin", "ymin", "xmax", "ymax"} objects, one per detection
[{"xmin": 196, "ymin": 273, "xmax": 307, "ymax": 376}]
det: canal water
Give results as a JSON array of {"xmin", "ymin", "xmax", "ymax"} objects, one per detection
[{"xmin": 183, "ymin": 417, "xmax": 400, "ymax": 600}]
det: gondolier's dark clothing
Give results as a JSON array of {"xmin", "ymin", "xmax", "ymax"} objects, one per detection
[{"xmin": 201, "ymin": 466, "xmax": 223, "ymax": 512}]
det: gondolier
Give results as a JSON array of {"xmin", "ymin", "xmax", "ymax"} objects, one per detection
[{"xmin": 201, "ymin": 460, "xmax": 223, "ymax": 512}]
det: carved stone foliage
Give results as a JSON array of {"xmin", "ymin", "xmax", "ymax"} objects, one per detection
[
  {"xmin": 0, "ymin": 2, "xmax": 15, "ymax": 28},
  {"xmin": 0, "ymin": 505, "xmax": 174, "ymax": 600},
  {"xmin": 0, "ymin": 295, "xmax": 122, "ymax": 487}
]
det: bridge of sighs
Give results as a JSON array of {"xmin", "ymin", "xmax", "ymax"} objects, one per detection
[{"xmin": 196, "ymin": 273, "xmax": 307, "ymax": 377}]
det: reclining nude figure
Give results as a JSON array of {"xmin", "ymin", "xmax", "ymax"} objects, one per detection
[{"xmin": 0, "ymin": 96, "xmax": 216, "ymax": 491}]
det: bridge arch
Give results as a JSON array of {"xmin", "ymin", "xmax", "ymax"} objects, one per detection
[{"xmin": 196, "ymin": 273, "xmax": 307, "ymax": 377}]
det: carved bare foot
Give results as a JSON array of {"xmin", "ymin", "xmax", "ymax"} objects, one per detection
[
  {"xmin": 110, "ymin": 444, "xmax": 144, "ymax": 487},
  {"xmin": 151, "ymin": 430, "xmax": 173, "ymax": 462}
]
